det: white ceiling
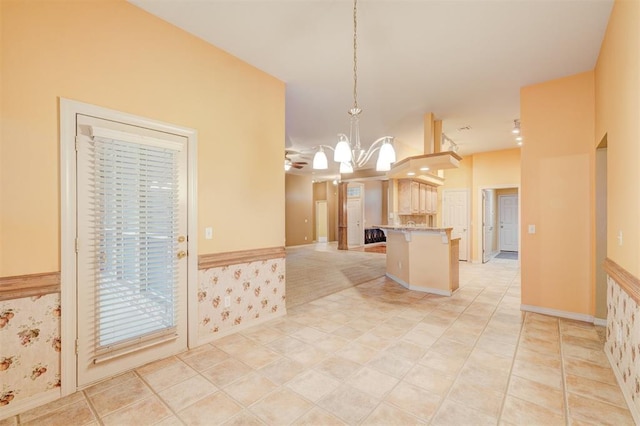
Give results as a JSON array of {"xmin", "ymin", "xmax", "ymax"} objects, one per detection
[{"xmin": 130, "ymin": 0, "xmax": 612, "ymax": 178}]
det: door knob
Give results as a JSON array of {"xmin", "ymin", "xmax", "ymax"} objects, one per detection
[
  {"xmin": 177, "ymin": 250, "xmax": 187, "ymax": 259},
  {"xmin": 177, "ymin": 235, "xmax": 186, "ymax": 243}
]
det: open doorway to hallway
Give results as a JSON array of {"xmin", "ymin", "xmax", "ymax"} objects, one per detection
[{"xmin": 482, "ymin": 187, "xmax": 520, "ymax": 263}]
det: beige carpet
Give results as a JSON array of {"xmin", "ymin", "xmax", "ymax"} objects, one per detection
[{"xmin": 285, "ymin": 243, "xmax": 386, "ymax": 308}]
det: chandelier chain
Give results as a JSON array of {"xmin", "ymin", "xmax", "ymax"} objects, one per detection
[{"xmin": 352, "ymin": 0, "xmax": 358, "ymax": 110}]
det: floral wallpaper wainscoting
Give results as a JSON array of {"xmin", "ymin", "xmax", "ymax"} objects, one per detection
[
  {"xmin": 605, "ymin": 276, "xmax": 640, "ymax": 418},
  {"xmin": 0, "ymin": 293, "xmax": 61, "ymax": 411},
  {"xmin": 198, "ymin": 257, "xmax": 286, "ymax": 342}
]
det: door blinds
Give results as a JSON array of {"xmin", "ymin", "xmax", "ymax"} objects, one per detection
[{"xmin": 89, "ymin": 126, "xmax": 182, "ymax": 361}]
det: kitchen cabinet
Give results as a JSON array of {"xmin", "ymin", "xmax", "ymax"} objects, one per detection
[
  {"xmin": 425, "ymin": 184, "xmax": 432, "ymax": 214},
  {"xmin": 419, "ymin": 184, "xmax": 427, "ymax": 214},
  {"xmin": 398, "ymin": 179, "xmax": 412, "ymax": 215},
  {"xmin": 398, "ymin": 179, "xmax": 438, "ymax": 215},
  {"xmin": 430, "ymin": 186, "xmax": 438, "ymax": 214},
  {"xmin": 411, "ymin": 181, "xmax": 420, "ymax": 214}
]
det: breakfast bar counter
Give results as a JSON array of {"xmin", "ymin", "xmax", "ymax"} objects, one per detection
[{"xmin": 377, "ymin": 225, "xmax": 459, "ymax": 296}]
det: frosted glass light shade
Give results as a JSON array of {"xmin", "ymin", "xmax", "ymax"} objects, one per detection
[
  {"xmin": 340, "ymin": 162, "xmax": 354, "ymax": 173},
  {"xmin": 376, "ymin": 157, "xmax": 391, "ymax": 172},
  {"xmin": 334, "ymin": 135, "xmax": 352, "ymax": 162},
  {"xmin": 313, "ymin": 149, "xmax": 328, "ymax": 170},
  {"xmin": 379, "ymin": 140, "xmax": 396, "ymax": 164}
]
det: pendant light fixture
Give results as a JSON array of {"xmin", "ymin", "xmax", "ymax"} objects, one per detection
[{"xmin": 313, "ymin": 0, "xmax": 396, "ymax": 172}]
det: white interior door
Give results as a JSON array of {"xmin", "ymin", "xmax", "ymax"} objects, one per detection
[
  {"xmin": 499, "ymin": 194, "xmax": 519, "ymax": 252},
  {"xmin": 443, "ymin": 190, "xmax": 469, "ymax": 261},
  {"xmin": 347, "ymin": 198, "xmax": 363, "ymax": 247},
  {"xmin": 75, "ymin": 114, "xmax": 189, "ymax": 387},
  {"xmin": 316, "ymin": 201, "xmax": 328, "ymax": 243}
]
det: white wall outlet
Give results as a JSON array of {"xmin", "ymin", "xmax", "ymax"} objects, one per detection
[
  {"xmin": 224, "ymin": 296, "xmax": 231, "ymax": 307},
  {"xmin": 205, "ymin": 227, "xmax": 213, "ymax": 240},
  {"xmin": 528, "ymin": 224, "xmax": 536, "ymax": 234},
  {"xmin": 617, "ymin": 230, "xmax": 623, "ymax": 246}
]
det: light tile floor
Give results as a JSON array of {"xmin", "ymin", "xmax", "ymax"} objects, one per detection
[{"xmin": 3, "ymin": 258, "xmax": 635, "ymax": 425}]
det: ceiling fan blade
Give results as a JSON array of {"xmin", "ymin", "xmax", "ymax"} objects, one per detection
[
  {"xmin": 292, "ymin": 164, "xmax": 304, "ymax": 169},
  {"xmin": 293, "ymin": 161, "xmax": 308, "ymax": 166}
]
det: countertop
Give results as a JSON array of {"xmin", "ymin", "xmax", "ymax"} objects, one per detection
[{"xmin": 375, "ymin": 225, "xmax": 453, "ymax": 232}]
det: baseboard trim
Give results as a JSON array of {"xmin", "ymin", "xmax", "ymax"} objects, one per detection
[
  {"xmin": 593, "ymin": 317, "xmax": 607, "ymax": 327},
  {"xmin": 520, "ymin": 304, "xmax": 594, "ymax": 323},
  {"xmin": 0, "ymin": 388, "xmax": 61, "ymax": 421},
  {"xmin": 194, "ymin": 309, "xmax": 287, "ymax": 347},
  {"xmin": 386, "ymin": 273, "xmax": 453, "ymax": 296},
  {"xmin": 605, "ymin": 348, "xmax": 640, "ymax": 425}
]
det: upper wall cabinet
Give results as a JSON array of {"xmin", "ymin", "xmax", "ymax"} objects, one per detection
[{"xmin": 398, "ymin": 179, "xmax": 438, "ymax": 215}]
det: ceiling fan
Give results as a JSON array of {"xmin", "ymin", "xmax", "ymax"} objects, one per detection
[{"xmin": 284, "ymin": 150, "xmax": 309, "ymax": 171}]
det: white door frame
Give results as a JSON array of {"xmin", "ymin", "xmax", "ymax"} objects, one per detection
[
  {"xmin": 59, "ymin": 98, "xmax": 198, "ymax": 395},
  {"xmin": 482, "ymin": 189, "xmax": 493, "ymax": 263},
  {"xmin": 442, "ymin": 189, "xmax": 470, "ymax": 261},
  {"xmin": 476, "ymin": 185, "xmax": 520, "ymax": 263}
]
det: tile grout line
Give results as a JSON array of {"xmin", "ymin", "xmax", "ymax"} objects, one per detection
[
  {"xmin": 355, "ymin": 291, "xmax": 453, "ymax": 426},
  {"xmin": 132, "ymin": 369, "xmax": 187, "ymax": 425},
  {"xmin": 495, "ymin": 307, "xmax": 526, "ymax": 425},
  {"xmin": 492, "ymin": 272, "xmax": 525, "ymax": 425},
  {"xmin": 427, "ymin": 265, "xmax": 520, "ymax": 424},
  {"xmin": 81, "ymin": 389, "xmax": 104, "ymax": 426},
  {"xmin": 558, "ymin": 319, "xmax": 571, "ymax": 426}
]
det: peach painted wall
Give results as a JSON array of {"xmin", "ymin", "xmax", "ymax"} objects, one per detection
[
  {"xmin": 0, "ymin": 0, "xmax": 285, "ymax": 276},
  {"xmin": 471, "ymin": 149, "xmax": 521, "ymax": 261},
  {"xmin": 285, "ymin": 174, "xmax": 313, "ymax": 246},
  {"xmin": 438, "ymin": 150, "xmax": 520, "ymax": 262},
  {"xmin": 595, "ymin": 0, "xmax": 640, "ymax": 279},
  {"xmin": 520, "ymin": 71, "xmax": 595, "ymax": 316}
]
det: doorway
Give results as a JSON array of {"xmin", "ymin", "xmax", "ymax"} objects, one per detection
[
  {"xmin": 479, "ymin": 186, "xmax": 519, "ymax": 263},
  {"xmin": 316, "ymin": 200, "xmax": 328, "ymax": 243},
  {"xmin": 347, "ymin": 183, "xmax": 364, "ymax": 247},
  {"xmin": 482, "ymin": 189, "xmax": 497, "ymax": 263},
  {"xmin": 60, "ymin": 99, "xmax": 198, "ymax": 393}
]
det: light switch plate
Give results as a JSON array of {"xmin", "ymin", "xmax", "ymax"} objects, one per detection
[
  {"xmin": 205, "ymin": 227, "xmax": 213, "ymax": 239},
  {"xmin": 528, "ymin": 224, "xmax": 536, "ymax": 234}
]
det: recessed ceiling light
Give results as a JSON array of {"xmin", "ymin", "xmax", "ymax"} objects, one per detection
[
  {"xmin": 420, "ymin": 167, "xmax": 430, "ymax": 171},
  {"xmin": 407, "ymin": 172, "xmax": 416, "ymax": 176},
  {"xmin": 516, "ymin": 136, "xmax": 523, "ymax": 141},
  {"xmin": 517, "ymin": 141, "xmax": 523, "ymax": 146}
]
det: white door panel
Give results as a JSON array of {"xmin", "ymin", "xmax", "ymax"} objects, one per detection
[
  {"xmin": 499, "ymin": 194, "xmax": 519, "ymax": 252},
  {"xmin": 347, "ymin": 198, "xmax": 363, "ymax": 247},
  {"xmin": 443, "ymin": 190, "xmax": 469, "ymax": 261}
]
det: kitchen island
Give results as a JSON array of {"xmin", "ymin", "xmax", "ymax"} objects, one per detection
[{"xmin": 377, "ymin": 225, "xmax": 459, "ymax": 296}]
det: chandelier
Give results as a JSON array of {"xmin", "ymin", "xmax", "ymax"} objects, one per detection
[{"xmin": 313, "ymin": 0, "xmax": 396, "ymax": 173}]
